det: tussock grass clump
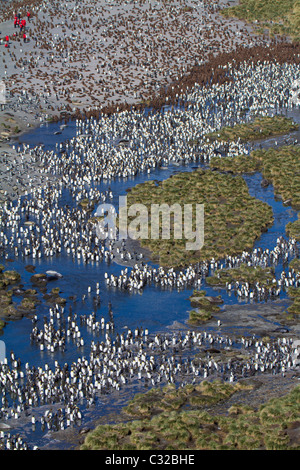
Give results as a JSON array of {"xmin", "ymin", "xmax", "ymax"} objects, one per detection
[
  {"xmin": 79, "ymin": 198, "xmax": 97, "ymax": 212},
  {"xmin": 0, "ymin": 269, "xmax": 22, "ymax": 313},
  {"xmin": 125, "ymin": 169, "xmax": 273, "ymax": 267},
  {"xmin": 2, "ymin": 270, "xmax": 21, "ymax": 283},
  {"xmin": 221, "ymin": 0, "xmax": 300, "ymax": 42},
  {"xmin": 209, "ymin": 145, "xmax": 300, "ymax": 210},
  {"xmin": 124, "ymin": 381, "xmax": 247, "ymax": 419},
  {"xmin": 253, "ymin": 146, "xmax": 300, "ymax": 209},
  {"xmin": 286, "ymin": 214, "xmax": 300, "ymax": 240},
  {"xmin": 222, "ymin": 0, "xmax": 295, "ymax": 23},
  {"xmin": 81, "ymin": 383, "xmax": 300, "ymax": 450},
  {"xmin": 210, "ymin": 154, "xmax": 261, "ymax": 174},
  {"xmin": 206, "ymin": 116, "xmax": 298, "ymax": 142},
  {"xmin": 20, "ymin": 299, "xmax": 36, "ymax": 311},
  {"xmin": 206, "ymin": 263, "xmax": 275, "ymax": 288},
  {"xmin": 189, "ymin": 309, "xmax": 213, "ymax": 324},
  {"xmin": 286, "ymin": 286, "xmax": 300, "ymax": 315},
  {"xmin": 289, "ymin": 258, "xmax": 300, "ymax": 272},
  {"xmin": 188, "ymin": 290, "xmax": 223, "ymax": 324}
]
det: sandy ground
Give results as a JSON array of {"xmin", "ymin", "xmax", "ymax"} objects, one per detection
[{"xmin": 0, "ymin": 0, "xmax": 269, "ymax": 201}]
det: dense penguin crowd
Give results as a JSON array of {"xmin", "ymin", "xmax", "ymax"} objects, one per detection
[
  {"xmin": 1, "ymin": 58, "xmax": 300, "ymax": 263},
  {"xmin": 0, "ymin": 0, "xmax": 267, "ymax": 123},
  {"xmin": 105, "ymin": 236, "xmax": 299, "ymax": 298},
  {"xmin": 0, "ymin": 47, "xmax": 300, "ymax": 449},
  {"xmin": 0, "ymin": 302, "xmax": 299, "ymax": 450}
]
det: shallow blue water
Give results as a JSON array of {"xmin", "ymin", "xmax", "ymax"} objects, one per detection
[
  {"xmin": 0, "ymin": 113, "xmax": 299, "ymax": 449},
  {"xmin": 4, "ymin": 117, "xmax": 298, "ymax": 358}
]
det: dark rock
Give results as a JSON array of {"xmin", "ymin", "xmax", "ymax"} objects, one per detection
[
  {"xmin": 206, "ymin": 348, "xmax": 221, "ymax": 354},
  {"xmin": 261, "ymin": 179, "xmax": 270, "ymax": 188},
  {"xmin": 273, "ymin": 327, "xmax": 289, "ymax": 333},
  {"xmin": 205, "ymin": 295, "xmax": 224, "ymax": 304},
  {"xmin": 30, "ymin": 273, "xmax": 48, "ymax": 287},
  {"xmin": 25, "ymin": 265, "xmax": 36, "ymax": 273}
]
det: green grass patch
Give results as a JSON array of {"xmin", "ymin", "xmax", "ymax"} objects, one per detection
[
  {"xmin": 210, "ymin": 154, "xmax": 261, "ymax": 174},
  {"xmin": 188, "ymin": 290, "xmax": 223, "ymax": 324},
  {"xmin": 221, "ymin": 0, "xmax": 300, "ymax": 42},
  {"xmin": 81, "ymin": 382, "xmax": 300, "ymax": 450},
  {"xmin": 285, "ymin": 286, "xmax": 300, "ymax": 315},
  {"xmin": 206, "ymin": 263, "xmax": 275, "ymax": 288},
  {"xmin": 125, "ymin": 169, "xmax": 273, "ymax": 267},
  {"xmin": 206, "ymin": 116, "xmax": 298, "ymax": 143},
  {"xmin": 209, "ymin": 145, "xmax": 300, "ymax": 210},
  {"xmin": 289, "ymin": 258, "xmax": 300, "ymax": 272},
  {"xmin": 286, "ymin": 214, "xmax": 300, "ymax": 240}
]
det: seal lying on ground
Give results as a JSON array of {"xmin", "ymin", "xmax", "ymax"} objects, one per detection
[{"xmin": 46, "ymin": 270, "xmax": 63, "ymax": 280}]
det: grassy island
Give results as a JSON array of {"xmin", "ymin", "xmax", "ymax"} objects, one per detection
[
  {"xmin": 286, "ymin": 286, "xmax": 300, "ymax": 316},
  {"xmin": 286, "ymin": 214, "xmax": 300, "ymax": 240},
  {"xmin": 206, "ymin": 116, "xmax": 298, "ymax": 143},
  {"xmin": 125, "ymin": 169, "xmax": 274, "ymax": 267},
  {"xmin": 210, "ymin": 145, "xmax": 300, "ymax": 210},
  {"xmin": 188, "ymin": 289, "xmax": 223, "ymax": 324},
  {"xmin": 81, "ymin": 381, "xmax": 300, "ymax": 450},
  {"xmin": 205, "ymin": 264, "xmax": 275, "ymax": 288}
]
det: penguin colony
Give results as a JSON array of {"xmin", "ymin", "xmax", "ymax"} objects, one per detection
[
  {"xmin": 106, "ymin": 237, "xmax": 300, "ymax": 299},
  {"xmin": 1, "ymin": 59, "xmax": 300, "ymax": 262},
  {"xmin": 0, "ymin": 0, "xmax": 267, "ymax": 124},
  {"xmin": 0, "ymin": 304, "xmax": 299, "ymax": 450},
  {"xmin": 1, "ymin": 43, "xmax": 300, "ymax": 450}
]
